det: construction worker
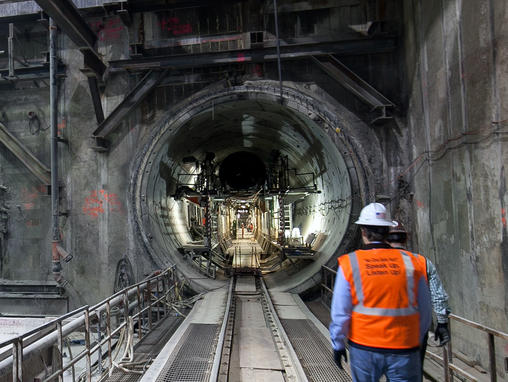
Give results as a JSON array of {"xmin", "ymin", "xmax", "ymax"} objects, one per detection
[
  {"xmin": 386, "ymin": 222, "xmax": 451, "ymax": 370},
  {"xmin": 330, "ymin": 203, "xmax": 431, "ymax": 382}
]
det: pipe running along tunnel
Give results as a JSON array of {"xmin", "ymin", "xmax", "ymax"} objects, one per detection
[{"xmin": 132, "ymin": 81, "xmax": 371, "ymax": 293}]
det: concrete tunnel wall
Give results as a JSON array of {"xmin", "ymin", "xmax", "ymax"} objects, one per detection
[
  {"xmin": 402, "ymin": 0, "xmax": 508, "ymax": 374},
  {"xmin": 0, "ymin": 74, "xmax": 384, "ymax": 303},
  {"xmin": 0, "ymin": 0, "xmax": 397, "ymax": 309},
  {"xmin": 131, "ymin": 81, "xmax": 374, "ymax": 293}
]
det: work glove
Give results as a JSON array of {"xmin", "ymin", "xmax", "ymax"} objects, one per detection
[
  {"xmin": 434, "ymin": 322, "xmax": 450, "ymax": 346},
  {"xmin": 333, "ymin": 349, "xmax": 347, "ymax": 369}
]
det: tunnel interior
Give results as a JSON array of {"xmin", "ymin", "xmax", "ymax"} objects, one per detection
[
  {"xmin": 219, "ymin": 151, "xmax": 267, "ymax": 191},
  {"xmin": 134, "ymin": 84, "xmax": 364, "ymax": 292}
]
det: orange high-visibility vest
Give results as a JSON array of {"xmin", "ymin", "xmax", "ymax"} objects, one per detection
[{"xmin": 338, "ymin": 248, "xmax": 427, "ymax": 349}]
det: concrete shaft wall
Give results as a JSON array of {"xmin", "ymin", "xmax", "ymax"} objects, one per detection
[
  {"xmin": 1, "ymin": 0, "xmax": 505, "ymax": 373},
  {"xmin": 0, "ymin": 1, "xmax": 394, "ymax": 304},
  {"xmin": 403, "ymin": 0, "xmax": 507, "ymax": 373}
]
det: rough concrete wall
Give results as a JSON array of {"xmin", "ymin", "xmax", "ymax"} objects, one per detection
[
  {"xmin": 0, "ymin": 1, "xmax": 401, "ymax": 307},
  {"xmin": 403, "ymin": 0, "xmax": 508, "ymax": 373},
  {"xmin": 0, "ymin": 19, "xmax": 150, "ymax": 306},
  {"xmin": 57, "ymin": 31, "xmax": 154, "ymax": 307},
  {"xmin": 0, "ymin": 87, "xmax": 52, "ymax": 281}
]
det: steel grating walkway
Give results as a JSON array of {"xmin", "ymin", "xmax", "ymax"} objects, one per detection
[
  {"xmin": 139, "ymin": 284, "xmax": 352, "ymax": 381},
  {"xmin": 140, "ymin": 289, "xmax": 228, "ymax": 382},
  {"xmin": 155, "ymin": 323, "xmax": 220, "ymax": 382},
  {"xmin": 282, "ymin": 319, "xmax": 352, "ymax": 382}
]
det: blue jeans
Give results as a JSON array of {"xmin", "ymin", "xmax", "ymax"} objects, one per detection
[{"xmin": 349, "ymin": 346, "xmax": 421, "ymax": 382}]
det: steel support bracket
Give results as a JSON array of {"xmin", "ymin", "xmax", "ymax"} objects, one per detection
[
  {"xmin": 0, "ymin": 122, "xmax": 51, "ymax": 185},
  {"xmin": 311, "ymin": 55, "xmax": 395, "ymax": 125},
  {"xmin": 81, "ymin": 67, "xmax": 105, "ymax": 124},
  {"xmin": 91, "ymin": 69, "xmax": 169, "ymax": 151},
  {"xmin": 0, "ymin": 63, "xmax": 65, "ymax": 86},
  {"xmin": 34, "ymin": 0, "xmax": 107, "ymax": 78},
  {"xmin": 116, "ymin": 8, "xmax": 131, "ymax": 26},
  {"xmin": 90, "ymin": 136, "xmax": 110, "ymax": 152},
  {"xmin": 81, "ymin": 49, "xmax": 107, "ymax": 78}
]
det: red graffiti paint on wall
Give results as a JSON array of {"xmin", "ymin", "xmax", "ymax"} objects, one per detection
[
  {"xmin": 502, "ymin": 208, "xmax": 507, "ymax": 228},
  {"xmin": 89, "ymin": 18, "xmax": 124, "ymax": 41},
  {"xmin": 82, "ymin": 190, "xmax": 123, "ymax": 218},
  {"xmin": 236, "ymin": 53, "xmax": 246, "ymax": 62},
  {"xmin": 23, "ymin": 202, "xmax": 34, "ymax": 210},
  {"xmin": 21, "ymin": 187, "xmax": 39, "ymax": 202},
  {"xmin": 253, "ymin": 64, "xmax": 263, "ymax": 77},
  {"xmin": 100, "ymin": 189, "xmax": 123, "ymax": 213},
  {"xmin": 416, "ymin": 200, "xmax": 424, "ymax": 208},
  {"xmin": 159, "ymin": 17, "xmax": 192, "ymax": 35},
  {"xmin": 57, "ymin": 119, "xmax": 66, "ymax": 134}
]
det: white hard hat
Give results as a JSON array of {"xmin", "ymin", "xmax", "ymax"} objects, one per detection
[{"xmin": 355, "ymin": 203, "xmax": 397, "ymax": 226}]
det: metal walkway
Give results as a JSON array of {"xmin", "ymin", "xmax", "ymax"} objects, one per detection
[
  {"xmin": 2, "ymin": 265, "xmax": 505, "ymax": 381},
  {"xmin": 140, "ymin": 275, "xmax": 350, "ymax": 382},
  {"xmin": 228, "ymin": 234, "xmax": 262, "ymax": 270}
]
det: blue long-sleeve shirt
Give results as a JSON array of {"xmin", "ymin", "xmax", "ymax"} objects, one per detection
[
  {"xmin": 392, "ymin": 245, "xmax": 450, "ymax": 323},
  {"xmin": 330, "ymin": 263, "xmax": 432, "ymax": 351}
]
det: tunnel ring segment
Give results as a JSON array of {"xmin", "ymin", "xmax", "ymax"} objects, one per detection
[{"xmin": 131, "ymin": 80, "xmax": 373, "ymax": 293}]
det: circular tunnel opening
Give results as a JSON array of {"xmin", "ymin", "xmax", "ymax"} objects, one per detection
[{"xmin": 133, "ymin": 82, "xmax": 369, "ymax": 293}]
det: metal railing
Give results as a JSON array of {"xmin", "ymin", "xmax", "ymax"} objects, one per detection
[
  {"xmin": 444, "ymin": 314, "xmax": 508, "ymax": 382},
  {"xmin": 0, "ymin": 266, "xmax": 183, "ymax": 381},
  {"xmin": 320, "ymin": 265, "xmax": 508, "ymax": 382},
  {"xmin": 320, "ymin": 265, "xmax": 336, "ymax": 308}
]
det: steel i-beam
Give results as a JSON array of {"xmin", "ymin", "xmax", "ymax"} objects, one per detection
[
  {"xmin": 8, "ymin": 23, "xmax": 14, "ymax": 78},
  {"xmin": 92, "ymin": 69, "xmax": 169, "ymax": 150},
  {"xmin": 312, "ymin": 55, "xmax": 395, "ymax": 124},
  {"xmin": 108, "ymin": 38, "xmax": 396, "ymax": 72},
  {"xmin": 34, "ymin": 0, "xmax": 106, "ymax": 78},
  {"xmin": 0, "ymin": 122, "xmax": 50, "ymax": 185}
]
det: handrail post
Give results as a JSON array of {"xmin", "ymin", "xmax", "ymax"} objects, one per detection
[
  {"xmin": 488, "ymin": 332, "xmax": 497, "ymax": 382},
  {"xmin": 106, "ymin": 301, "xmax": 112, "ymax": 371},
  {"xmin": 137, "ymin": 285, "xmax": 142, "ymax": 340},
  {"xmin": 57, "ymin": 320, "xmax": 63, "ymax": 382},
  {"xmin": 448, "ymin": 324, "xmax": 454, "ymax": 382},
  {"xmin": 443, "ymin": 343, "xmax": 450, "ymax": 382},
  {"xmin": 12, "ymin": 338, "xmax": 22, "ymax": 382},
  {"xmin": 84, "ymin": 309, "xmax": 92, "ymax": 382},
  {"xmin": 97, "ymin": 316, "xmax": 103, "ymax": 375},
  {"xmin": 122, "ymin": 289, "xmax": 128, "ymax": 323},
  {"xmin": 147, "ymin": 280, "xmax": 153, "ymax": 330},
  {"xmin": 156, "ymin": 275, "xmax": 161, "ymax": 322},
  {"xmin": 164, "ymin": 272, "xmax": 169, "ymax": 316},
  {"xmin": 161, "ymin": 274, "xmax": 166, "ymax": 317},
  {"xmin": 320, "ymin": 267, "xmax": 324, "ymax": 303}
]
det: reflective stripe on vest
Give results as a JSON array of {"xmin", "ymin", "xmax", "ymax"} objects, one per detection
[
  {"xmin": 398, "ymin": 249, "xmax": 428, "ymax": 282},
  {"xmin": 349, "ymin": 251, "xmax": 418, "ymax": 316}
]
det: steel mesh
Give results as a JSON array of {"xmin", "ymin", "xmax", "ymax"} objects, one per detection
[
  {"xmin": 155, "ymin": 323, "xmax": 219, "ymax": 382},
  {"xmin": 282, "ymin": 319, "xmax": 352, "ymax": 382}
]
